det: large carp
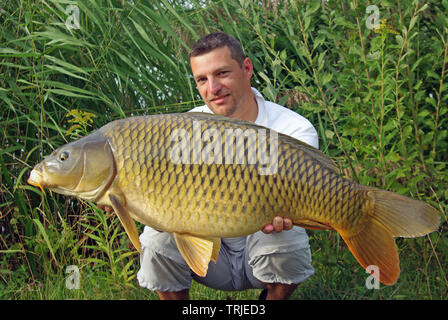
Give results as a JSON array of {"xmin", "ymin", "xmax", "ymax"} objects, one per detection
[{"xmin": 28, "ymin": 112, "xmax": 440, "ymax": 285}]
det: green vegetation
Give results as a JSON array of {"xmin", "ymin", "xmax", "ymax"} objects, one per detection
[{"xmin": 1, "ymin": 0, "xmax": 446, "ymax": 299}]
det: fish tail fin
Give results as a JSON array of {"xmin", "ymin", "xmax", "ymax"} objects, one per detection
[{"xmin": 338, "ymin": 189, "xmax": 441, "ymax": 285}]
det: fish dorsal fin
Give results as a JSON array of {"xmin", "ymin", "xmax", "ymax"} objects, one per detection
[
  {"xmin": 173, "ymin": 233, "xmax": 221, "ymax": 277},
  {"xmin": 108, "ymin": 191, "xmax": 142, "ymax": 253},
  {"xmin": 278, "ymin": 133, "xmax": 339, "ymax": 174}
]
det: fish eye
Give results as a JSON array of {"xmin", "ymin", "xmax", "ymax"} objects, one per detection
[{"xmin": 59, "ymin": 151, "xmax": 69, "ymax": 162}]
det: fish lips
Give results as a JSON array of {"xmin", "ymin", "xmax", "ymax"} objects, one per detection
[
  {"xmin": 28, "ymin": 165, "xmax": 50, "ymax": 195},
  {"xmin": 28, "ymin": 165, "xmax": 44, "ymax": 188}
]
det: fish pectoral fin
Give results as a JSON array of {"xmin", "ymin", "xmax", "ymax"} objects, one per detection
[
  {"xmin": 108, "ymin": 192, "xmax": 141, "ymax": 253},
  {"xmin": 173, "ymin": 233, "xmax": 220, "ymax": 277}
]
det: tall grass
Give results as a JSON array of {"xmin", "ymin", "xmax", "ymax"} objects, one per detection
[{"xmin": 0, "ymin": 0, "xmax": 446, "ymax": 299}]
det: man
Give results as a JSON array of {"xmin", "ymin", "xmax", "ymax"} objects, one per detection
[{"xmin": 136, "ymin": 32, "xmax": 319, "ymax": 300}]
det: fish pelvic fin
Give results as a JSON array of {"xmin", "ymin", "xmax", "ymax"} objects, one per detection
[
  {"xmin": 293, "ymin": 219, "xmax": 334, "ymax": 230},
  {"xmin": 108, "ymin": 191, "xmax": 142, "ymax": 253},
  {"xmin": 339, "ymin": 189, "xmax": 441, "ymax": 285},
  {"xmin": 174, "ymin": 233, "xmax": 221, "ymax": 277}
]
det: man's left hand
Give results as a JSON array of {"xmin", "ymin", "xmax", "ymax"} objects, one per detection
[{"xmin": 262, "ymin": 216, "xmax": 293, "ymax": 234}]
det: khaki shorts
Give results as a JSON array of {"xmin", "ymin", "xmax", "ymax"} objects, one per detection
[{"xmin": 137, "ymin": 226, "xmax": 314, "ymax": 292}]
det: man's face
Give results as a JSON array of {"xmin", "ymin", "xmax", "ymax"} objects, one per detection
[{"xmin": 190, "ymin": 46, "xmax": 253, "ymax": 118}]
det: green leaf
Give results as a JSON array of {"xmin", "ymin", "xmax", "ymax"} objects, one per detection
[
  {"xmin": 427, "ymin": 70, "xmax": 440, "ymax": 80},
  {"xmin": 0, "ymin": 47, "xmax": 40, "ymax": 58},
  {"xmin": 306, "ymin": 1, "xmax": 321, "ymax": 15},
  {"xmin": 33, "ymin": 218, "xmax": 58, "ymax": 266},
  {"xmin": 325, "ymin": 129, "xmax": 335, "ymax": 140},
  {"xmin": 321, "ymin": 73, "xmax": 333, "ymax": 86},
  {"xmin": 409, "ymin": 16, "xmax": 418, "ymax": 32},
  {"xmin": 416, "ymin": 3, "xmax": 429, "ymax": 14},
  {"xmin": 304, "ymin": 16, "xmax": 311, "ymax": 31}
]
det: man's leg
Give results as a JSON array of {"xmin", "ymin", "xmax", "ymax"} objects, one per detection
[
  {"xmin": 157, "ymin": 289, "xmax": 189, "ymax": 300},
  {"xmin": 137, "ymin": 227, "xmax": 194, "ymax": 299},
  {"xmin": 244, "ymin": 227, "xmax": 314, "ymax": 300},
  {"xmin": 138, "ymin": 227, "xmax": 240, "ymax": 299},
  {"xmin": 261, "ymin": 283, "xmax": 298, "ymax": 300},
  {"xmin": 156, "ymin": 241, "xmax": 242, "ymax": 299}
]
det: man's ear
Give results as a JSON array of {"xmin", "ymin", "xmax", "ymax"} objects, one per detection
[{"xmin": 242, "ymin": 57, "xmax": 253, "ymax": 80}]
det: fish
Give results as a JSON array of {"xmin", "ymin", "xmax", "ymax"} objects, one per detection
[{"xmin": 27, "ymin": 112, "xmax": 441, "ymax": 285}]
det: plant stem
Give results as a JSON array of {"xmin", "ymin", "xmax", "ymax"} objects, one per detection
[{"xmin": 433, "ymin": 33, "xmax": 448, "ymax": 157}]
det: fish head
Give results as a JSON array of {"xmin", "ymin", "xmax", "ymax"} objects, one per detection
[{"xmin": 28, "ymin": 132, "xmax": 115, "ymax": 201}]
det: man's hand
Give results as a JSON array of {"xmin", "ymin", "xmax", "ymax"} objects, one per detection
[{"xmin": 262, "ymin": 216, "xmax": 293, "ymax": 234}]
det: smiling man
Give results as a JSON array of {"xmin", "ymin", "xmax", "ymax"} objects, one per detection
[
  {"xmin": 189, "ymin": 41, "xmax": 257, "ymax": 122},
  {"xmin": 136, "ymin": 32, "xmax": 319, "ymax": 300}
]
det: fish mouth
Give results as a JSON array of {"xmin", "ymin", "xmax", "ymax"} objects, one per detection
[
  {"xmin": 28, "ymin": 169, "xmax": 43, "ymax": 186},
  {"xmin": 28, "ymin": 168, "xmax": 46, "ymax": 195}
]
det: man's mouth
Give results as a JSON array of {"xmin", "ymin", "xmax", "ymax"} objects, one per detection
[{"xmin": 210, "ymin": 94, "xmax": 230, "ymax": 104}]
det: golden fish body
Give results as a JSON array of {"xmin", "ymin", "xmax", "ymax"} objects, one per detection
[
  {"xmin": 28, "ymin": 113, "xmax": 441, "ymax": 285},
  {"xmin": 99, "ymin": 113, "xmax": 365, "ymax": 235}
]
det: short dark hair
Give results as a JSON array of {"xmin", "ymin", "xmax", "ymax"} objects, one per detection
[{"xmin": 188, "ymin": 32, "xmax": 246, "ymax": 66}]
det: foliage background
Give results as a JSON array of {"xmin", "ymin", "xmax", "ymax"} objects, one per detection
[{"xmin": 0, "ymin": 0, "xmax": 447, "ymax": 299}]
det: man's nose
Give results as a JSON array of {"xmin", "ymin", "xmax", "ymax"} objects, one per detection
[{"xmin": 208, "ymin": 77, "xmax": 222, "ymax": 95}]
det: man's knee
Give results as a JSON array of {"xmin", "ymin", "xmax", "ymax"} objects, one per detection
[
  {"xmin": 139, "ymin": 227, "xmax": 185, "ymax": 263},
  {"xmin": 246, "ymin": 229, "xmax": 314, "ymax": 285},
  {"xmin": 137, "ymin": 227, "xmax": 192, "ymax": 292},
  {"xmin": 249, "ymin": 249, "xmax": 314, "ymax": 284}
]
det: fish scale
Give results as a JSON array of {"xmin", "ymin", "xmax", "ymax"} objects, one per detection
[{"xmin": 28, "ymin": 112, "xmax": 441, "ymax": 285}]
